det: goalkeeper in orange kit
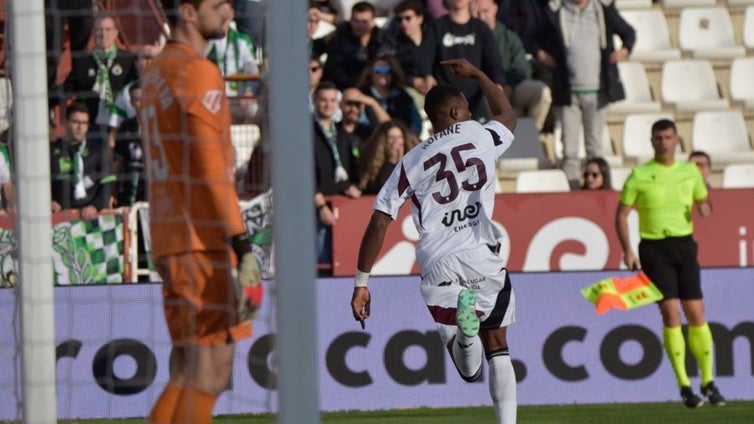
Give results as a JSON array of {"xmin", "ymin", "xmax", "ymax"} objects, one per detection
[{"xmin": 142, "ymin": 1, "xmax": 263, "ymax": 423}]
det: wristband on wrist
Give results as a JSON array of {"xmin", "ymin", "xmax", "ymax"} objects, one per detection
[
  {"xmin": 230, "ymin": 233, "xmax": 253, "ymax": 258},
  {"xmin": 354, "ymin": 269, "xmax": 369, "ymax": 288},
  {"xmin": 316, "ymin": 203, "xmax": 327, "ymax": 212}
]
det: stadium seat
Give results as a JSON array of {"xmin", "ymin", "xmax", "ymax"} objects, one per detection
[
  {"xmin": 691, "ymin": 110, "xmax": 754, "ymax": 164},
  {"xmin": 610, "ymin": 167, "xmax": 633, "ymax": 191},
  {"xmin": 729, "ymin": 57, "xmax": 754, "ymax": 110},
  {"xmin": 312, "ymin": 20, "xmax": 336, "ymax": 39},
  {"xmin": 231, "ymin": 124, "xmax": 261, "ymax": 170},
  {"xmin": 743, "ymin": 6, "xmax": 754, "ymax": 49},
  {"xmin": 661, "ymin": 60, "xmax": 729, "ymax": 113},
  {"xmin": 553, "ymin": 122, "xmax": 622, "ymax": 167},
  {"xmin": 496, "ymin": 117, "xmax": 550, "ymax": 172},
  {"xmin": 515, "ymin": 169, "xmax": 571, "ymax": 193},
  {"xmin": 375, "ymin": 17, "xmax": 389, "ymax": 28},
  {"xmin": 617, "ymin": 10, "xmax": 681, "ymax": 63},
  {"xmin": 728, "ymin": 0, "xmax": 754, "ymax": 6},
  {"xmin": 721, "ymin": 163, "xmax": 754, "ymax": 188},
  {"xmin": 661, "ymin": 0, "xmax": 715, "ymax": 8},
  {"xmin": 0, "ymin": 78, "xmax": 11, "ymax": 134},
  {"xmin": 615, "ymin": 0, "xmax": 653, "ymax": 8},
  {"xmin": 608, "ymin": 62, "xmax": 662, "ymax": 115},
  {"xmin": 678, "ymin": 7, "xmax": 746, "ymax": 59},
  {"xmin": 621, "ymin": 113, "xmax": 682, "ymax": 163}
]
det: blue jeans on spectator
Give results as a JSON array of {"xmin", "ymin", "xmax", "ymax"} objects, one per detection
[{"xmin": 316, "ymin": 219, "xmax": 332, "ymax": 265}]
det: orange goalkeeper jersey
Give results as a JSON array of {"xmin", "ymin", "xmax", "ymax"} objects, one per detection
[{"xmin": 142, "ymin": 41, "xmax": 245, "ymax": 258}]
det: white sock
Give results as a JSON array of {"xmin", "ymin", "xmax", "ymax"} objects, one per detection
[
  {"xmin": 488, "ymin": 351, "xmax": 517, "ymax": 424},
  {"xmin": 451, "ymin": 331, "xmax": 483, "ymax": 380}
]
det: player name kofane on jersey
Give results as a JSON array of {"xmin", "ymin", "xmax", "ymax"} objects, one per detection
[{"xmin": 423, "ymin": 123, "xmax": 462, "ymax": 148}]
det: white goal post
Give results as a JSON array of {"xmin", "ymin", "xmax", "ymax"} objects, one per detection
[
  {"xmin": 9, "ymin": 0, "xmax": 58, "ymax": 423},
  {"xmin": 5, "ymin": 0, "xmax": 320, "ymax": 422}
]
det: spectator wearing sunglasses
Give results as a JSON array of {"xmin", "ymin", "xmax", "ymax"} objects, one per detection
[
  {"xmin": 391, "ymin": 0, "xmax": 432, "ymax": 96},
  {"xmin": 323, "ymin": 2, "xmax": 396, "ymax": 90},
  {"xmin": 581, "ymin": 157, "xmax": 612, "ymax": 190},
  {"xmin": 357, "ymin": 56, "xmax": 423, "ymax": 136}
]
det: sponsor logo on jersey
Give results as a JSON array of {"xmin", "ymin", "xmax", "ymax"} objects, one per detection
[
  {"xmin": 453, "ymin": 276, "xmax": 486, "ymax": 289},
  {"xmin": 202, "ymin": 89, "xmax": 224, "ymax": 114},
  {"xmin": 441, "ymin": 201, "xmax": 482, "ymax": 227},
  {"xmin": 442, "ymin": 33, "xmax": 476, "ymax": 47}
]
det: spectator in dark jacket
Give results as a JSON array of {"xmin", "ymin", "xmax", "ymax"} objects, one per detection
[
  {"xmin": 50, "ymin": 103, "xmax": 114, "ymax": 220},
  {"xmin": 357, "ymin": 55, "xmax": 423, "ymax": 136},
  {"xmin": 323, "ymin": 1, "xmax": 395, "ymax": 89},
  {"xmin": 56, "ymin": 12, "xmax": 139, "ymax": 139},
  {"xmin": 417, "ymin": 0, "xmax": 504, "ymax": 120},
  {"xmin": 312, "ymin": 82, "xmax": 361, "ymax": 263},
  {"xmin": 532, "ymin": 0, "xmax": 634, "ymax": 188}
]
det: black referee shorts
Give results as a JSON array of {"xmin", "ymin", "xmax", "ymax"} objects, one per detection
[{"xmin": 638, "ymin": 235, "xmax": 703, "ymax": 300}]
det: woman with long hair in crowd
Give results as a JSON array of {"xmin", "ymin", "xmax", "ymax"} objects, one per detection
[
  {"xmin": 359, "ymin": 120, "xmax": 419, "ymax": 194},
  {"xmin": 357, "ymin": 55, "xmax": 424, "ymax": 136},
  {"xmin": 581, "ymin": 157, "xmax": 612, "ymax": 190}
]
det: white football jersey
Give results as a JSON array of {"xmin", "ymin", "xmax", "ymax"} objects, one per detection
[{"xmin": 374, "ymin": 119, "xmax": 514, "ymax": 272}]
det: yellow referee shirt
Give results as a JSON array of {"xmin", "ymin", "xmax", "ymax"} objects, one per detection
[{"xmin": 619, "ymin": 160, "xmax": 708, "ymax": 240}]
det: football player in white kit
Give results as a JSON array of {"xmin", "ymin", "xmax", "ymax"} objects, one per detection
[{"xmin": 351, "ymin": 58, "xmax": 518, "ymax": 423}]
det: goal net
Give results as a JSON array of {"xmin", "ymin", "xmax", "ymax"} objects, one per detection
[{"xmin": 0, "ymin": 1, "xmax": 317, "ymax": 422}]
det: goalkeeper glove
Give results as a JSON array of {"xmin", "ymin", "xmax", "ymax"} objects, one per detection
[{"xmin": 231, "ymin": 233, "xmax": 264, "ymax": 321}]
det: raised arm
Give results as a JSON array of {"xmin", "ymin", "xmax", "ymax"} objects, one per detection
[{"xmin": 440, "ymin": 58, "xmax": 517, "ymax": 132}]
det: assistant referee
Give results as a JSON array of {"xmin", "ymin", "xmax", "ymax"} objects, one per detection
[{"xmin": 615, "ymin": 119, "xmax": 725, "ymax": 409}]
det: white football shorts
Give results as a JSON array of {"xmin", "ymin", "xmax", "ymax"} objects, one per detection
[{"xmin": 419, "ymin": 245, "xmax": 516, "ymax": 345}]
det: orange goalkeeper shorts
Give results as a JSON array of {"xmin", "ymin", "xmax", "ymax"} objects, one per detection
[{"xmin": 156, "ymin": 250, "xmax": 252, "ymax": 346}]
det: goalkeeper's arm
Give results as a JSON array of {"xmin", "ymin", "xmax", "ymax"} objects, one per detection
[{"xmin": 231, "ymin": 233, "xmax": 263, "ymax": 320}]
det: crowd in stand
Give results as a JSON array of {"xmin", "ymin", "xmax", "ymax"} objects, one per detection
[
  {"xmin": 1, "ymin": 1, "xmax": 265, "ymax": 218},
  {"xmin": 0, "ymin": 1, "xmax": 742, "ymax": 244}
]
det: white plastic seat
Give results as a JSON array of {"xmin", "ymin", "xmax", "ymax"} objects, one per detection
[
  {"xmin": 515, "ymin": 170, "xmax": 571, "ymax": 193},
  {"xmin": 553, "ymin": 123, "xmax": 622, "ymax": 167},
  {"xmin": 721, "ymin": 163, "xmax": 754, "ymax": 188},
  {"xmin": 728, "ymin": 0, "xmax": 754, "ymax": 6},
  {"xmin": 692, "ymin": 110, "xmax": 754, "ymax": 164},
  {"xmin": 618, "ymin": 10, "xmax": 681, "ymax": 62},
  {"xmin": 609, "ymin": 62, "xmax": 662, "ymax": 115},
  {"xmin": 661, "ymin": 60, "xmax": 729, "ymax": 113},
  {"xmin": 661, "ymin": 0, "xmax": 715, "ymax": 8},
  {"xmin": 610, "ymin": 167, "xmax": 633, "ymax": 191},
  {"xmin": 729, "ymin": 57, "xmax": 754, "ymax": 109},
  {"xmin": 621, "ymin": 113, "xmax": 682, "ymax": 163},
  {"xmin": 497, "ymin": 118, "xmax": 550, "ymax": 172},
  {"xmin": 0, "ymin": 78, "xmax": 11, "ymax": 134},
  {"xmin": 374, "ymin": 17, "xmax": 389, "ymax": 28},
  {"xmin": 230, "ymin": 124, "xmax": 261, "ymax": 170},
  {"xmin": 679, "ymin": 7, "xmax": 746, "ymax": 59},
  {"xmin": 615, "ymin": 0, "xmax": 653, "ymax": 8},
  {"xmin": 743, "ymin": 6, "xmax": 754, "ymax": 49},
  {"xmin": 312, "ymin": 20, "xmax": 336, "ymax": 39}
]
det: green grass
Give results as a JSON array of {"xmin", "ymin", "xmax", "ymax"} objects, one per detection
[{"xmin": 52, "ymin": 401, "xmax": 754, "ymax": 424}]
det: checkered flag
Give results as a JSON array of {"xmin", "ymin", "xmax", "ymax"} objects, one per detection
[{"xmin": 52, "ymin": 215, "xmax": 125, "ymax": 285}]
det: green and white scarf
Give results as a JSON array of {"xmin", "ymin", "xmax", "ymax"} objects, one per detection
[{"xmin": 92, "ymin": 46, "xmax": 117, "ymax": 125}]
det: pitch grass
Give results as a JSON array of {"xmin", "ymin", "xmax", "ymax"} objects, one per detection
[{"xmin": 54, "ymin": 401, "xmax": 754, "ymax": 424}]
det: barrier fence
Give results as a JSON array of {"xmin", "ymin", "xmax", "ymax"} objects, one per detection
[
  {"xmin": 0, "ymin": 188, "xmax": 751, "ymax": 286},
  {"xmin": 332, "ymin": 188, "xmax": 754, "ymax": 276},
  {"xmin": 0, "ymin": 190, "xmax": 273, "ymax": 286}
]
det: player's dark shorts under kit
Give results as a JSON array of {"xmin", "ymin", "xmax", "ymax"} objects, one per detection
[{"xmin": 638, "ymin": 235, "xmax": 703, "ymax": 300}]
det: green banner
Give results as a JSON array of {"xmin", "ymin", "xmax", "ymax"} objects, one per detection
[{"xmin": 0, "ymin": 214, "xmax": 125, "ymax": 287}]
